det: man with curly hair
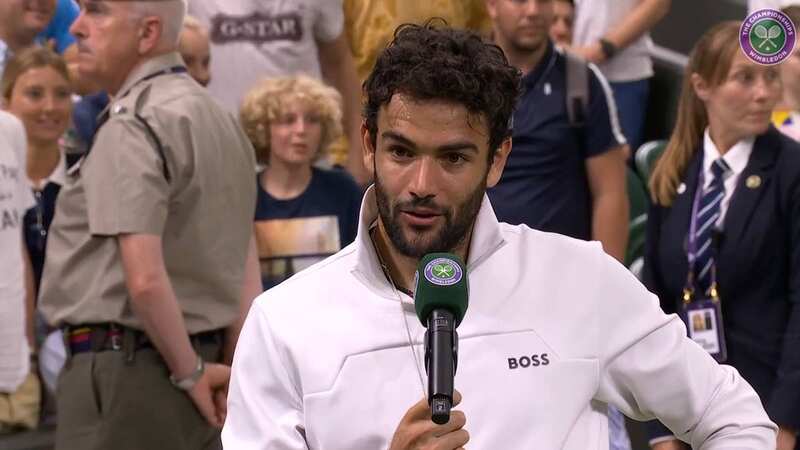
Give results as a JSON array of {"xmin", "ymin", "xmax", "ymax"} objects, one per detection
[{"xmin": 223, "ymin": 22, "xmax": 776, "ymax": 449}]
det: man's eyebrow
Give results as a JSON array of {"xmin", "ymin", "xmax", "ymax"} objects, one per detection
[
  {"xmin": 381, "ymin": 131, "xmax": 479, "ymax": 153},
  {"xmin": 382, "ymin": 131, "xmax": 415, "ymax": 147},
  {"xmin": 437, "ymin": 142, "xmax": 479, "ymax": 154}
]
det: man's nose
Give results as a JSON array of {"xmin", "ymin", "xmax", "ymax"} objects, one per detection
[
  {"xmin": 69, "ymin": 10, "xmax": 87, "ymax": 40},
  {"xmin": 523, "ymin": 0, "xmax": 541, "ymax": 17},
  {"xmin": 407, "ymin": 156, "xmax": 438, "ymax": 199}
]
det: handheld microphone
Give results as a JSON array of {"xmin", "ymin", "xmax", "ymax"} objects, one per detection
[{"xmin": 413, "ymin": 253, "xmax": 468, "ymax": 425}]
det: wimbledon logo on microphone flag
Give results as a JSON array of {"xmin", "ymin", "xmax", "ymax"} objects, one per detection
[
  {"xmin": 741, "ymin": 9, "xmax": 796, "ymax": 65},
  {"xmin": 424, "ymin": 258, "xmax": 463, "ymax": 286}
]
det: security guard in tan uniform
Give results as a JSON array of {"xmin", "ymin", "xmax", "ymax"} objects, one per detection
[{"xmin": 38, "ymin": 1, "xmax": 261, "ymax": 449}]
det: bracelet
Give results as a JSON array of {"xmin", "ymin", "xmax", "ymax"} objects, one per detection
[{"xmin": 169, "ymin": 355, "xmax": 204, "ymax": 391}]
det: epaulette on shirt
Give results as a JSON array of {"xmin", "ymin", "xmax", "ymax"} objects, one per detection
[{"xmin": 109, "ymin": 84, "xmax": 172, "ymax": 183}]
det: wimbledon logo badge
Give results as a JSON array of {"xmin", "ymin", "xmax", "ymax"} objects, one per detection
[
  {"xmin": 424, "ymin": 258, "xmax": 463, "ymax": 286},
  {"xmin": 741, "ymin": 9, "xmax": 796, "ymax": 65}
]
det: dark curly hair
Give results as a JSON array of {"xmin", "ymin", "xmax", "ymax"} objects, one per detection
[{"xmin": 363, "ymin": 20, "xmax": 522, "ymax": 157}]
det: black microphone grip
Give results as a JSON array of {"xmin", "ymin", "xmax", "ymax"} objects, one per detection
[{"xmin": 425, "ymin": 309, "xmax": 458, "ymax": 425}]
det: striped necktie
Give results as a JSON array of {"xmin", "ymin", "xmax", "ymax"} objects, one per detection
[{"xmin": 694, "ymin": 158, "xmax": 732, "ymax": 293}]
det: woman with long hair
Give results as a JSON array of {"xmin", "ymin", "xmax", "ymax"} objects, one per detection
[
  {"xmin": 1, "ymin": 46, "xmax": 72, "ymax": 291},
  {"xmin": 1, "ymin": 46, "xmax": 73, "ymax": 403},
  {"xmin": 644, "ymin": 21, "xmax": 800, "ymax": 450}
]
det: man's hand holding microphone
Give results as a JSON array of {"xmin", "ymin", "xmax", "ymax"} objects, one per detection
[{"xmin": 390, "ymin": 390, "xmax": 469, "ymax": 450}]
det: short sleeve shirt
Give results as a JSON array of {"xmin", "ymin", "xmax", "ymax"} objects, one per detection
[
  {"xmin": 39, "ymin": 53, "xmax": 258, "ymax": 333},
  {"xmin": 189, "ymin": 0, "xmax": 344, "ymax": 112},
  {"xmin": 254, "ymin": 168, "xmax": 362, "ymax": 290},
  {"xmin": 488, "ymin": 42, "xmax": 626, "ymax": 241},
  {"xmin": 0, "ymin": 111, "xmax": 34, "ymax": 392}
]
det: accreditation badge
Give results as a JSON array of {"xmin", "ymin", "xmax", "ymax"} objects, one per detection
[{"xmin": 679, "ymin": 297, "xmax": 727, "ymax": 363}]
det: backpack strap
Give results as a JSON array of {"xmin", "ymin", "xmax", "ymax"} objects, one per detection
[{"xmin": 564, "ymin": 50, "xmax": 590, "ymax": 127}]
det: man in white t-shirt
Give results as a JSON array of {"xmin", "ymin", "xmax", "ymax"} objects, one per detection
[
  {"xmin": 0, "ymin": 110, "xmax": 37, "ymax": 430},
  {"xmin": 188, "ymin": 0, "xmax": 367, "ymax": 183},
  {"xmin": 572, "ymin": 0, "xmax": 670, "ymax": 152}
]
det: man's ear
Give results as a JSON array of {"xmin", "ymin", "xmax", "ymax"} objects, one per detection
[
  {"xmin": 138, "ymin": 16, "xmax": 163, "ymax": 54},
  {"xmin": 486, "ymin": 137, "xmax": 512, "ymax": 188},
  {"xmin": 361, "ymin": 121, "xmax": 376, "ymax": 179}
]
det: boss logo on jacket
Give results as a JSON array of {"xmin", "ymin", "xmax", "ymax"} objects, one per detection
[{"xmin": 508, "ymin": 354, "xmax": 550, "ymax": 369}]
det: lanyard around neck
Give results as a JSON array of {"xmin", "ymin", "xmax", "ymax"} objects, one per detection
[{"xmin": 117, "ymin": 65, "xmax": 188, "ymax": 100}]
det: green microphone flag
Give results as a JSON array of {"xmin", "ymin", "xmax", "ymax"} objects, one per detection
[{"xmin": 413, "ymin": 253, "xmax": 469, "ymax": 327}]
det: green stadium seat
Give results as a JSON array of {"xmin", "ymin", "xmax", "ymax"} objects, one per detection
[
  {"xmin": 625, "ymin": 168, "xmax": 649, "ymax": 274},
  {"xmin": 634, "ymin": 140, "xmax": 667, "ymax": 186}
]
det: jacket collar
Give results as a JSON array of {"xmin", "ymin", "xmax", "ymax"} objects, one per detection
[
  {"xmin": 114, "ymin": 52, "xmax": 185, "ymax": 100},
  {"xmin": 352, "ymin": 186, "xmax": 506, "ymax": 301},
  {"xmin": 717, "ymin": 126, "xmax": 780, "ymax": 256},
  {"xmin": 674, "ymin": 128, "xmax": 782, "ymax": 293}
]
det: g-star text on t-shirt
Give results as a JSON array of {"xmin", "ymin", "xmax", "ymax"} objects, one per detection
[
  {"xmin": 508, "ymin": 354, "xmax": 550, "ymax": 369},
  {"xmin": 210, "ymin": 13, "xmax": 303, "ymax": 44}
]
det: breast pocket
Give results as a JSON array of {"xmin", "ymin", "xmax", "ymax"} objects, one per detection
[{"xmin": 302, "ymin": 330, "xmax": 600, "ymax": 450}]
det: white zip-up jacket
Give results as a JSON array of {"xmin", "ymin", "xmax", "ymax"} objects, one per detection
[{"xmin": 224, "ymin": 187, "xmax": 776, "ymax": 449}]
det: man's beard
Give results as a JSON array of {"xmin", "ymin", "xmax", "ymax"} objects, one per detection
[
  {"xmin": 501, "ymin": 23, "xmax": 548, "ymax": 54},
  {"xmin": 508, "ymin": 34, "xmax": 546, "ymax": 54},
  {"xmin": 374, "ymin": 171, "xmax": 486, "ymax": 259}
]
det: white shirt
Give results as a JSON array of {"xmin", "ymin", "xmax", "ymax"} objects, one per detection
[
  {"xmin": 572, "ymin": 0, "xmax": 654, "ymax": 82},
  {"xmin": 702, "ymin": 129, "xmax": 754, "ymax": 227},
  {"xmin": 223, "ymin": 187, "xmax": 776, "ymax": 449},
  {"xmin": 0, "ymin": 111, "xmax": 34, "ymax": 393},
  {"xmin": 188, "ymin": 0, "xmax": 344, "ymax": 112}
]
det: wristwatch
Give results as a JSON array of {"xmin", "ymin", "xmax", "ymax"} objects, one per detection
[
  {"xmin": 170, "ymin": 355, "xmax": 204, "ymax": 391},
  {"xmin": 599, "ymin": 38, "xmax": 618, "ymax": 60}
]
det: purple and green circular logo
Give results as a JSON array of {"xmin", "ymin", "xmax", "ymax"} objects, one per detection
[
  {"xmin": 423, "ymin": 258, "xmax": 463, "ymax": 286},
  {"xmin": 740, "ymin": 9, "xmax": 796, "ymax": 65}
]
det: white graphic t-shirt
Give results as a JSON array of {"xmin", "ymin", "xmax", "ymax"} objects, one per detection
[
  {"xmin": 189, "ymin": 0, "xmax": 344, "ymax": 112},
  {"xmin": 0, "ymin": 111, "xmax": 34, "ymax": 393}
]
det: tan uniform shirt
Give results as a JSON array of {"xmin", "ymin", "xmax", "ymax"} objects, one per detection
[{"xmin": 39, "ymin": 52, "xmax": 257, "ymax": 334}]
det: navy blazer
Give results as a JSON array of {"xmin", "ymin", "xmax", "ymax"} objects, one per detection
[{"xmin": 644, "ymin": 126, "xmax": 800, "ymax": 437}]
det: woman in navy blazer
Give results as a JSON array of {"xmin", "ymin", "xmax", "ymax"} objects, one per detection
[{"xmin": 644, "ymin": 22, "xmax": 800, "ymax": 450}]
